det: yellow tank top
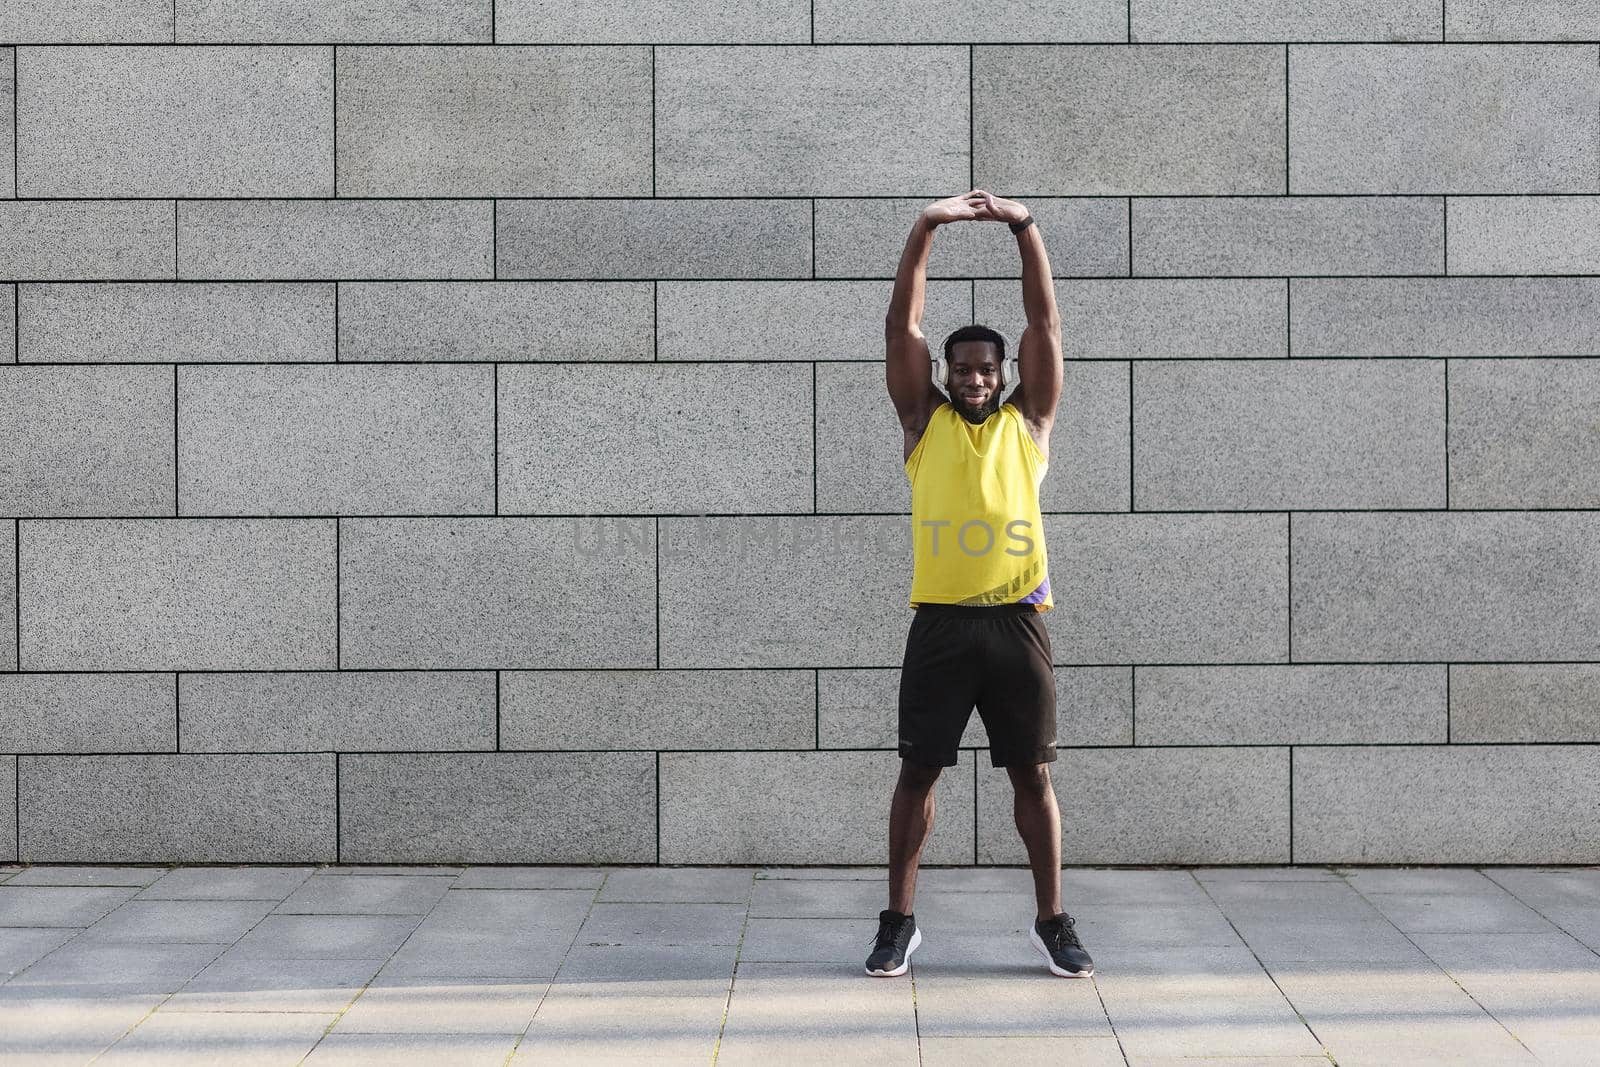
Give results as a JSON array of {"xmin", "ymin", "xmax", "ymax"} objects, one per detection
[{"xmin": 905, "ymin": 401, "xmax": 1052, "ymax": 610}]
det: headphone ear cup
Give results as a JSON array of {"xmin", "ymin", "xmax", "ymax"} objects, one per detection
[{"xmin": 931, "ymin": 356, "xmax": 948, "ymax": 392}]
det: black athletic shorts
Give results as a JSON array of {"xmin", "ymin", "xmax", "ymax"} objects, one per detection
[{"xmin": 897, "ymin": 602, "xmax": 1058, "ymax": 769}]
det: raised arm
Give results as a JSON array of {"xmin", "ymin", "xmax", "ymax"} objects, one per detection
[{"xmin": 976, "ymin": 191, "xmax": 1062, "ymax": 434}]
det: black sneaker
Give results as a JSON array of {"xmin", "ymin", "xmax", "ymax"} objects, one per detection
[
  {"xmin": 1030, "ymin": 912, "xmax": 1093, "ymax": 977},
  {"xmin": 864, "ymin": 908, "xmax": 921, "ymax": 977}
]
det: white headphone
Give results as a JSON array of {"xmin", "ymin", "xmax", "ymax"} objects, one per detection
[{"xmin": 932, "ymin": 332, "xmax": 1018, "ymax": 395}]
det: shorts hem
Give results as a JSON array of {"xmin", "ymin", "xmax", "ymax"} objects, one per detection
[
  {"xmin": 989, "ymin": 745, "xmax": 1058, "ymax": 769},
  {"xmin": 898, "ymin": 745, "xmax": 959, "ymax": 769}
]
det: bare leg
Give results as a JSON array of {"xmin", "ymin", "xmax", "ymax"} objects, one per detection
[
  {"xmin": 1008, "ymin": 763, "xmax": 1062, "ymax": 920},
  {"xmin": 887, "ymin": 760, "xmax": 943, "ymax": 914}
]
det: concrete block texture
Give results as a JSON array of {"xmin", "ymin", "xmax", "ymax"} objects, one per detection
[
  {"xmin": 0, "ymin": 365, "xmax": 175, "ymax": 516},
  {"xmin": 815, "ymin": 0, "xmax": 1125, "ymax": 42},
  {"xmin": 339, "ymin": 281, "xmax": 652, "ymax": 362},
  {"xmin": 17, "ymin": 754, "xmax": 336, "ymax": 862},
  {"xmin": 179, "ymin": 671, "xmax": 496, "ymax": 752},
  {"xmin": 0, "ymin": 201, "xmax": 174, "ymax": 281},
  {"xmin": 1449, "ymin": 358, "xmax": 1600, "ymax": 508},
  {"xmin": 0, "ymin": 522, "xmax": 12, "ymax": 671},
  {"xmin": 20, "ymin": 283, "xmax": 334, "ymax": 364},
  {"xmin": 659, "ymin": 750, "xmax": 975, "ymax": 864},
  {"xmin": 1291, "ymin": 512, "xmax": 1600, "ymax": 662},
  {"xmin": 1447, "ymin": 195, "xmax": 1600, "ymax": 275},
  {"xmin": 1132, "ymin": 359, "xmax": 1446, "ymax": 510},
  {"xmin": 176, "ymin": 0, "xmax": 493, "ymax": 42},
  {"xmin": 1292, "ymin": 745, "xmax": 1600, "ymax": 863},
  {"xmin": 338, "ymin": 518, "xmax": 654, "ymax": 669},
  {"xmin": 817, "ymin": 198, "xmax": 1129, "ymax": 278},
  {"xmin": 977, "ymin": 746, "xmax": 1290, "ymax": 864},
  {"xmin": 497, "ymin": 0, "xmax": 806, "ymax": 43},
  {"xmin": 974, "ymin": 45, "xmax": 1286, "ymax": 195},
  {"xmin": 1447, "ymin": 0, "xmax": 1600, "ymax": 40},
  {"xmin": 1131, "ymin": 196, "xmax": 1443, "ymax": 276},
  {"xmin": 656, "ymin": 45, "xmax": 968, "ymax": 197},
  {"xmin": 1133, "ymin": 665, "xmax": 1445, "ymax": 745},
  {"xmin": 496, "ymin": 198, "xmax": 810, "ymax": 280},
  {"xmin": 0, "ymin": 2, "xmax": 171, "ymax": 43},
  {"xmin": 338, "ymin": 752, "xmax": 656, "ymax": 862},
  {"xmin": 178, "ymin": 200, "xmax": 493, "ymax": 280},
  {"xmin": 17, "ymin": 46, "xmax": 333, "ymax": 198},
  {"xmin": 1288, "ymin": 44, "xmax": 1600, "ymax": 193},
  {"xmin": 337, "ymin": 46, "xmax": 651, "ymax": 197},
  {"xmin": 0, "ymin": 673, "xmax": 176, "ymax": 753},
  {"xmin": 500, "ymin": 669, "xmax": 815, "ymax": 751},
  {"xmin": 497, "ymin": 362, "xmax": 813, "ymax": 514},
  {"xmin": 2, "ymin": 285, "xmax": 13, "ymax": 360},
  {"xmin": 1, "ymin": 50, "xmax": 12, "ymax": 197},
  {"xmin": 1291, "ymin": 277, "xmax": 1600, "ymax": 357},
  {"xmin": 999, "ymin": 279, "xmax": 1286, "ymax": 360},
  {"xmin": 19, "ymin": 518, "xmax": 336, "ymax": 671},
  {"xmin": 176, "ymin": 364, "xmax": 494, "ymax": 515},
  {"xmin": 1450, "ymin": 664, "xmax": 1600, "ymax": 743},
  {"xmin": 1131, "ymin": 0, "xmax": 1441, "ymax": 41}
]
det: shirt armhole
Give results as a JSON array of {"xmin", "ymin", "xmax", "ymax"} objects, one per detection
[{"xmin": 1004, "ymin": 402, "xmax": 1047, "ymax": 467}]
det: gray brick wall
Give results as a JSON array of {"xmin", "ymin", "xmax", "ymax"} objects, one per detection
[{"xmin": 4, "ymin": 4, "xmax": 1598, "ymax": 865}]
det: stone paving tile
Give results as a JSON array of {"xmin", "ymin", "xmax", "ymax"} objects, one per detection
[
  {"xmin": 906, "ymin": 929, "xmax": 1056, "ymax": 974},
  {"xmin": 597, "ymin": 866, "xmax": 755, "ymax": 903},
  {"xmin": 380, "ymin": 891, "xmax": 591, "ymax": 979},
  {"xmin": 1359, "ymin": 889, "xmax": 1559, "ymax": 933},
  {"xmin": 230, "ymin": 914, "xmax": 425, "ymax": 961},
  {"xmin": 740, "ymin": 916, "xmax": 878, "ymax": 964},
  {"xmin": 96, "ymin": 1008, "xmax": 336, "ymax": 1065},
  {"xmin": 1337, "ymin": 866, "xmax": 1506, "ymax": 895},
  {"xmin": 750, "ymin": 876, "xmax": 887, "ymax": 918},
  {"xmin": 1229, "ymin": 917, "xmax": 1430, "ymax": 964},
  {"xmin": 549, "ymin": 942, "xmax": 738, "ymax": 995},
  {"xmin": 577, "ymin": 902, "xmax": 746, "ymax": 946},
  {"xmin": 716, "ymin": 960, "xmax": 919, "ymax": 1066},
  {"xmin": 1061, "ymin": 869, "xmax": 1219, "ymax": 905},
  {"xmin": 311, "ymin": 865, "xmax": 466, "ymax": 877},
  {"xmin": 754, "ymin": 867, "xmax": 887, "ymax": 880},
  {"xmin": 1193, "ymin": 865, "xmax": 1343, "ymax": 882},
  {"xmin": 1199, "ymin": 877, "xmax": 1367, "ymax": 903},
  {"xmin": 7, "ymin": 940, "xmax": 228, "ymax": 993},
  {"xmin": 163, "ymin": 953, "xmax": 386, "ymax": 1013},
  {"xmin": 1074, "ymin": 904, "xmax": 1245, "ymax": 949},
  {"xmin": 274, "ymin": 873, "xmax": 455, "ymax": 915},
  {"xmin": 333, "ymin": 975, "xmax": 549, "ymax": 1034},
  {"xmin": 1483, "ymin": 866, "xmax": 1600, "ymax": 907},
  {"xmin": 137, "ymin": 866, "xmax": 316, "ymax": 900},
  {"xmin": 921, "ymin": 1035, "xmax": 1127, "ymax": 1065},
  {"xmin": 454, "ymin": 866, "xmax": 608, "ymax": 890},
  {"xmin": 516, "ymin": 989, "xmax": 728, "ymax": 1063},
  {"xmin": 5, "ymin": 865, "xmax": 167, "ymax": 887},
  {"xmin": 77, "ymin": 898, "xmax": 278, "ymax": 944},
  {"xmin": 0, "ymin": 884, "xmax": 143, "ymax": 926},
  {"xmin": 910, "ymin": 971, "xmax": 1110, "ymax": 1036},
  {"xmin": 1, "ymin": 927, "xmax": 80, "ymax": 979},
  {"xmin": 302, "ymin": 1031, "xmax": 521, "ymax": 1065},
  {"xmin": 0, "ymin": 985, "xmax": 169, "ymax": 1063}
]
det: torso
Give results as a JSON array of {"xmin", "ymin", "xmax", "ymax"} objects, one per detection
[{"xmin": 903, "ymin": 404, "xmax": 1050, "ymax": 465}]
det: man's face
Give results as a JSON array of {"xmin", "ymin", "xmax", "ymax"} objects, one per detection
[{"xmin": 945, "ymin": 341, "xmax": 1003, "ymax": 424}]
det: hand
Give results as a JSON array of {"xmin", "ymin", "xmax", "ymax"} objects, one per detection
[
  {"xmin": 968, "ymin": 189, "xmax": 1028, "ymax": 225},
  {"xmin": 920, "ymin": 190, "xmax": 992, "ymax": 226}
]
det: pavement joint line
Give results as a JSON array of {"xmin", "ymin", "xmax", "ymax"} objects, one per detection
[
  {"xmin": 1478, "ymin": 866, "xmax": 1600, "ymax": 964},
  {"xmin": 709, "ymin": 872, "xmax": 754, "ymax": 1064},
  {"xmin": 507, "ymin": 865, "xmax": 610, "ymax": 1060}
]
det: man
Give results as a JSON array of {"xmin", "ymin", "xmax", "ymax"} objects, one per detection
[{"xmin": 865, "ymin": 189, "xmax": 1094, "ymax": 981}]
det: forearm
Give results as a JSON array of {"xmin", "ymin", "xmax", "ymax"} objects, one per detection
[
  {"xmin": 885, "ymin": 215, "xmax": 938, "ymax": 334},
  {"xmin": 1015, "ymin": 222, "xmax": 1059, "ymax": 326}
]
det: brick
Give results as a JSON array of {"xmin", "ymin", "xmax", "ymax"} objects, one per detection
[
  {"xmin": 656, "ymin": 45, "xmax": 966, "ymax": 196},
  {"xmin": 1289, "ymin": 44, "xmax": 1600, "ymax": 193},
  {"xmin": 659, "ymin": 279, "xmax": 971, "ymax": 362},
  {"xmin": 179, "ymin": 200, "xmax": 492, "ymax": 280},
  {"xmin": 500, "ymin": 669, "xmax": 814, "ymax": 750},
  {"xmin": 660, "ymin": 750, "xmax": 975, "ymax": 864},
  {"xmin": 1451, "ymin": 665, "xmax": 1600, "ymax": 743},
  {"xmin": 18, "ymin": 754, "xmax": 335, "ymax": 862},
  {"xmin": 816, "ymin": 0, "xmax": 1124, "ymax": 42},
  {"xmin": 20, "ymin": 282, "xmax": 334, "ymax": 364},
  {"xmin": 0, "ymin": 201, "xmax": 174, "ymax": 281},
  {"xmin": 815, "ymin": 360, "xmax": 1128, "ymax": 513},
  {"xmin": 1003, "ymin": 278, "xmax": 1285, "ymax": 360},
  {"xmin": 1134, "ymin": 665, "xmax": 1444, "ymax": 745},
  {"xmin": 0, "ymin": 1, "xmax": 171, "ymax": 42},
  {"xmin": 1447, "ymin": 195, "xmax": 1600, "ymax": 274},
  {"xmin": 1293, "ymin": 745, "xmax": 1600, "ymax": 863},
  {"xmin": 1132, "ymin": 196, "xmax": 1442, "ymax": 276},
  {"xmin": 1132, "ymin": 0, "xmax": 1439, "ymax": 41},
  {"xmin": 1446, "ymin": 0, "xmax": 1600, "ymax": 40},
  {"xmin": 339, "ymin": 752, "xmax": 655, "ymax": 862},
  {"xmin": 17, "ymin": 46, "xmax": 333, "ymax": 198},
  {"xmin": 815, "ymin": 198, "xmax": 1127, "ymax": 279},
  {"xmin": 496, "ymin": 198, "xmax": 808, "ymax": 279},
  {"xmin": 1291, "ymin": 277, "xmax": 1600, "ymax": 358},
  {"xmin": 497, "ymin": 362, "xmax": 811, "ymax": 514},
  {"xmin": 975, "ymin": 45, "xmax": 1285, "ymax": 195},
  {"xmin": 339, "ymin": 517, "xmax": 654, "ymax": 669},
  {"xmin": 337, "ymin": 46, "xmax": 649, "ymax": 197},
  {"xmin": 499, "ymin": 1, "xmax": 802, "ymax": 41},
  {"xmin": 0, "ymin": 365, "xmax": 175, "ymax": 516},
  {"xmin": 0, "ymin": 673, "xmax": 175, "ymax": 753},
  {"xmin": 176, "ymin": 364, "xmax": 494, "ymax": 515},
  {"xmin": 19, "ymin": 518, "xmax": 335, "ymax": 671},
  {"xmin": 1291, "ymin": 512, "xmax": 1600, "ymax": 661},
  {"xmin": 176, "ymin": 0, "xmax": 491, "ymax": 42},
  {"xmin": 817, "ymin": 665, "xmax": 1131, "ymax": 749},
  {"xmin": 1133, "ymin": 359, "xmax": 1445, "ymax": 509},
  {"xmin": 977, "ymin": 747, "xmax": 1289, "ymax": 864},
  {"xmin": 179, "ymin": 671, "xmax": 495, "ymax": 752},
  {"xmin": 1449, "ymin": 358, "xmax": 1600, "ymax": 508},
  {"xmin": 339, "ymin": 281, "xmax": 652, "ymax": 362}
]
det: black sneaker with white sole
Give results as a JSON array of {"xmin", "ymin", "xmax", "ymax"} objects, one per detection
[
  {"xmin": 864, "ymin": 908, "xmax": 921, "ymax": 977},
  {"xmin": 1031, "ymin": 912, "xmax": 1093, "ymax": 977}
]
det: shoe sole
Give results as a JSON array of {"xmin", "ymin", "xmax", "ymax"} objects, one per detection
[
  {"xmin": 1029, "ymin": 926, "xmax": 1093, "ymax": 978},
  {"xmin": 865, "ymin": 927, "xmax": 921, "ymax": 977}
]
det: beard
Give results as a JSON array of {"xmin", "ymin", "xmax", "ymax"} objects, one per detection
[{"xmin": 951, "ymin": 390, "xmax": 1001, "ymax": 425}]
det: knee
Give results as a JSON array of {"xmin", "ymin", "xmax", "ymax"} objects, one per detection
[
  {"xmin": 1006, "ymin": 763, "xmax": 1053, "ymax": 795},
  {"xmin": 897, "ymin": 760, "xmax": 943, "ymax": 791}
]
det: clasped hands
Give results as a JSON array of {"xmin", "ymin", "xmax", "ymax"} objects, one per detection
[{"xmin": 922, "ymin": 188, "xmax": 1029, "ymax": 227}]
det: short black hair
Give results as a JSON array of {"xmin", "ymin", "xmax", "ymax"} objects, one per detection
[{"xmin": 943, "ymin": 324, "xmax": 1006, "ymax": 365}]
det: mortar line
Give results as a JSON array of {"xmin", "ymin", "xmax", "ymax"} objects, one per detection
[{"xmin": 331, "ymin": 46, "xmax": 338, "ymax": 197}]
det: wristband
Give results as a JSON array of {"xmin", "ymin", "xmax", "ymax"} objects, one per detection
[{"xmin": 1008, "ymin": 215, "xmax": 1036, "ymax": 235}]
